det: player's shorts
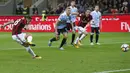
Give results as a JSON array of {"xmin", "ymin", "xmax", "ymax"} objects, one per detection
[
  {"xmin": 57, "ymin": 27, "xmax": 68, "ymax": 35},
  {"xmin": 77, "ymin": 26, "xmax": 87, "ymax": 34},
  {"xmin": 12, "ymin": 33, "xmax": 26, "ymax": 45},
  {"xmin": 91, "ymin": 27, "xmax": 100, "ymax": 35}
]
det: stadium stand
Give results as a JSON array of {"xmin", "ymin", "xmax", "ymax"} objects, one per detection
[{"xmin": 46, "ymin": 0, "xmax": 130, "ymax": 14}]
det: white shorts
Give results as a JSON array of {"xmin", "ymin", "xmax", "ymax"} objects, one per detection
[
  {"xmin": 77, "ymin": 27, "xmax": 87, "ymax": 34},
  {"xmin": 12, "ymin": 33, "xmax": 26, "ymax": 45}
]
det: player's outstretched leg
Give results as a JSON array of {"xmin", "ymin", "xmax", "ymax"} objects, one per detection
[
  {"xmin": 78, "ymin": 32, "xmax": 87, "ymax": 46},
  {"xmin": 25, "ymin": 33, "xmax": 36, "ymax": 47},
  {"xmin": 74, "ymin": 37, "xmax": 79, "ymax": 48},
  {"xmin": 24, "ymin": 45, "xmax": 41, "ymax": 59},
  {"xmin": 48, "ymin": 37, "xmax": 59, "ymax": 47},
  {"xmin": 59, "ymin": 33, "xmax": 67, "ymax": 50}
]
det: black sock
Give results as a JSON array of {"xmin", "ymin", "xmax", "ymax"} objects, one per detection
[
  {"xmin": 50, "ymin": 37, "xmax": 57, "ymax": 42},
  {"xmin": 90, "ymin": 35, "xmax": 93, "ymax": 43},
  {"xmin": 71, "ymin": 33, "xmax": 75, "ymax": 44},
  {"xmin": 96, "ymin": 34, "xmax": 99, "ymax": 43},
  {"xmin": 60, "ymin": 38, "xmax": 67, "ymax": 48},
  {"xmin": 79, "ymin": 34, "xmax": 82, "ymax": 38}
]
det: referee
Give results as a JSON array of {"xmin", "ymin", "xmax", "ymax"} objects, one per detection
[{"xmin": 90, "ymin": 5, "xmax": 102, "ymax": 45}]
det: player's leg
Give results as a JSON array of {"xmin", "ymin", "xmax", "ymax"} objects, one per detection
[
  {"xmin": 25, "ymin": 33, "xmax": 35, "ymax": 46},
  {"xmin": 59, "ymin": 28, "xmax": 68, "ymax": 50},
  {"xmin": 74, "ymin": 27, "xmax": 85, "ymax": 48},
  {"xmin": 90, "ymin": 27, "xmax": 95, "ymax": 45},
  {"xmin": 12, "ymin": 33, "xmax": 41, "ymax": 59},
  {"xmin": 71, "ymin": 22, "xmax": 76, "ymax": 45},
  {"xmin": 22, "ymin": 33, "xmax": 41, "ymax": 59},
  {"xmin": 74, "ymin": 33, "xmax": 82, "ymax": 45},
  {"xmin": 95, "ymin": 27, "xmax": 100, "ymax": 45},
  {"xmin": 48, "ymin": 29, "xmax": 60, "ymax": 47},
  {"xmin": 78, "ymin": 27, "xmax": 88, "ymax": 45},
  {"xmin": 74, "ymin": 33, "xmax": 81, "ymax": 48}
]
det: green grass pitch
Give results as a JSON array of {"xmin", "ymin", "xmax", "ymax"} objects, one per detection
[{"xmin": 0, "ymin": 32, "xmax": 130, "ymax": 73}]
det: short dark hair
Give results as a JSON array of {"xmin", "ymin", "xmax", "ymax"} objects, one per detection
[
  {"xmin": 66, "ymin": 7, "xmax": 71, "ymax": 10},
  {"xmin": 86, "ymin": 9, "xmax": 91, "ymax": 12},
  {"xmin": 95, "ymin": 5, "xmax": 99, "ymax": 7}
]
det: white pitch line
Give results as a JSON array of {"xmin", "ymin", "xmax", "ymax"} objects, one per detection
[{"xmin": 94, "ymin": 69, "xmax": 130, "ymax": 73}]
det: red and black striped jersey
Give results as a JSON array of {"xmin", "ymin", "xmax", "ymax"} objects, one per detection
[
  {"xmin": 78, "ymin": 14, "xmax": 92, "ymax": 28},
  {"xmin": 12, "ymin": 18, "xmax": 27, "ymax": 35}
]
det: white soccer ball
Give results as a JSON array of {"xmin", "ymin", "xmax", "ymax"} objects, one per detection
[{"xmin": 121, "ymin": 44, "xmax": 129, "ymax": 52}]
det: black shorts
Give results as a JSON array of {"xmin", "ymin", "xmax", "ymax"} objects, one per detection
[
  {"xmin": 66, "ymin": 22, "xmax": 76, "ymax": 30},
  {"xmin": 91, "ymin": 27, "xmax": 100, "ymax": 34},
  {"xmin": 57, "ymin": 27, "xmax": 68, "ymax": 35}
]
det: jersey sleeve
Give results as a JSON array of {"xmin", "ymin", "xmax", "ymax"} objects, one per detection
[
  {"xmin": 58, "ymin": 14, "xmax": 64, "ymax": 21},
  {"xmin": 90, "ymin": 12, "xmax": 95, "ymax": 18}
]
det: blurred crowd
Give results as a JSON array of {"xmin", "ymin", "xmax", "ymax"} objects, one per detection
[
  {"xmin": 15, "ymin": 0, "xmax": 130, "ymax": 15},
  {"xmin": 46, "ymin": 0, "xmax": 130, "ymax": 14},
  {"xmin": 16, "ymin": 1, "xmax": 30, "ymax": 15}
]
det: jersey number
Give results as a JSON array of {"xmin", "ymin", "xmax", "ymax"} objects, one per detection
[{"xmin": 14, "ymin": 19, "xmax": 21, "ymax": 25}]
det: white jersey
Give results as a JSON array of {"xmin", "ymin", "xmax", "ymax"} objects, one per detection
[
  {"xmin": 70, "ymin": 6, "xmax": 78, "ymax": 23},
  {"xmin": 90, "ymin": 11, "xmax": 101, "ymax": 27}
]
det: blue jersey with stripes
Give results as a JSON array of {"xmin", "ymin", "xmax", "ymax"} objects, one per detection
[{"xmin": 57, "ymin": 12, "xmax": 71, "ymax": 29}]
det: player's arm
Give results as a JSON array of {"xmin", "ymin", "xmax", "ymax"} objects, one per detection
[
  {"xmin": 99, "ymin": 13, "xmax": 102, "ymax": 29},
  {"xmin": 24, "ymin": 25, "xmax": 29, "ymax": 30},
  {"xmin": 1, "ymin": 20, "xmax": 14, "ymax": 28},
  {"xmin": 90, "ymin": 12, "xmax": 95, "ymax": 25},
  {"xmin": 85, "ymin": 15, "xmax": 93, "ymax": 29},
  {"xmin": 84, "ymin": 21, "xmax": 91, "ymax": 29},
  {"xmin": 55, "ymin": 20, "xmax": 59, "ymax": 34},
  {"xmin": 54, "ymin": 20, "xmax": 60, "ymax": 39}
]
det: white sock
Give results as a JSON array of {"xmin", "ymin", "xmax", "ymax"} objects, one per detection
[
  {"xmin": 25, "ymin": 46, "xmax": 36, "ymax": 57},
  {"xmin": 27, "ymin": 36, "xmax": 32, "ymax": 42},
  {"xmin": 74, "ymin": 37, "xmax": 79, "ymax": 44},
  {"xmin": 79, "ymin": 34, "xmax": 86, "ymax": 41}
]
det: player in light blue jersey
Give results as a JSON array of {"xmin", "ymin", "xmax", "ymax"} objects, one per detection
[
  {"xmin": 90, "ymin": 5, "xmax": 102, "ymax": 45},
  {"xmin": 48, "ymin": 7, "xmax": 73, "ymax": 50},
  {"xmin": 67, "ymin": 0, "xmax": 79, "ymax": 45}
]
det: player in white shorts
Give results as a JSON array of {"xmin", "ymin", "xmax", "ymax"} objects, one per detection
[
  {"xmin": 74, "ymin": 10, "xmax": 92, "ymax": 48},
  {"xmin": 1, "ymin": 16, "xmax": 42, "ymax": 59}
]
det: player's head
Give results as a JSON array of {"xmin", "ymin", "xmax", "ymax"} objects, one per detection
[
  {"xmin": 85, "ymin": 10, "xmax": 91, "ymax": 16},
  {"xmin": 94, "ymin": 5, "xmax": 100, "ymax": 11},
  {"xmin": 66, "ymin": 7, "xmax": 71, "ymax": 16},
  {"xmin": 24, "ymin": 15, "xmax": 32, "ymax": 24},
  {"xmin": 71, "ymin": 0, "xmax": 76, "ymax": 7}
]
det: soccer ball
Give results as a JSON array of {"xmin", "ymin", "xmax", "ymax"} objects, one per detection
[{"xmin": 121, "ymin": 44, "xmax": 129, "ymax": 52}]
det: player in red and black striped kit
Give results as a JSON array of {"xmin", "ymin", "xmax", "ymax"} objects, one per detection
[
  {"xmin": 1, "ymin": 16, "xmax": 41, "ymax": 59},
  {"xmin": 74, "ymin": 10, "xmax": 92, "ymax": 48}
]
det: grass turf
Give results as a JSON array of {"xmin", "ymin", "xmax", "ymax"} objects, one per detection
[{"xmin": 0, "ymin": 32, "xmax": 130, "ymax": 73}]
